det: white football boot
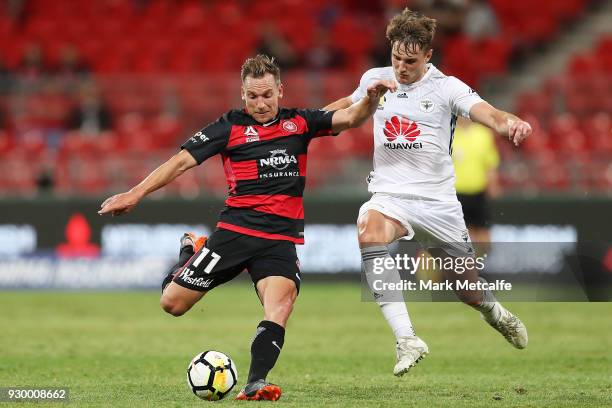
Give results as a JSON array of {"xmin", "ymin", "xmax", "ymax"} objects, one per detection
[
  {"xmin": 393, "ymin": 336, "xmax": 429, "ymax": 376},
  {"xmin": 482, "ymin": 306, "xmax": 528, "ymax": 349}
]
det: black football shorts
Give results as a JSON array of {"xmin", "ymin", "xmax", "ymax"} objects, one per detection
[
  {"xmin": 457, "ymin": 192, "xmax": 489, "ymax": 228},
  {"xmin": 173, "ymin": 228, "xmax": 301, "ymax": 293}
]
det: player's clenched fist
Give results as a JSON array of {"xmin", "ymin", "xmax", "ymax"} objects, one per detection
[
  {"xmin": 507, "ymin": 119, "xmax": 532, "ymax": 146},
  {"xmin": 98, "ymin": 191, "xmax": 141, "ymax": 216},
  {"xmin": 366, "ymin": 79, "xmax": 397, "ymax": 99}
]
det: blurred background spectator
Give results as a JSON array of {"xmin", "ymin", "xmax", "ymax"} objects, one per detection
[
  {"xmin": 304, "ymin": 27, "xmax": 346, "ymax": 70},
  {"xmin": 0, "ymin": 56, "xmax": 11, "ymax": 93},
  {"xmin": 256, "ymin": 23, "xmax": 299, "ymax": 70},
  {"xmin": 18, "ymin": 43, "xmax": 46, "ymax": 80},
  {"xmin": 463, "ymin": 0, "xmax": 499, "ymax": 39},
  {"xmin": 66, "ymin": 83, "xmax": 112, "ymax": 134}
]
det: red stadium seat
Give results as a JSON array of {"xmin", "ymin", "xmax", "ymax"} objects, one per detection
[
  {"xmin": 585, "ymin": 114, "xmax": 612, "ymax": 154},
  {"xmin": 0, "ymin": 130, "xmax": 15, "ymax": 156},
  {"xmin": 556, "ymin": 128, "xmax": 588, "ymax": 154},
  {"xmin": 282, "ymin": 73, "xmax": 312, "ymax": 107},
  {"xmin": 515, "ymin": 91, "xmax": 553, "ymax": 120},
  {"xmin": 151, "ymin": 114, "xmax": 183, "ymax": 148},
  {"xmin": 477, "ymin": 37, "xmax": 512, "ymax": 75},
  {"xmin": 568, "ymin": 53, "xmax": 599, "ymax": 76},
  {"xmin": 566, "ymin": 94, "xmax": 592, "ymax": 118},
  {"xmin": 549, "ymin": 113, "xmax": 579, "ymax": 136},
  {"xmin": 442, "ymin": 36, "xmax": 479, "ymax": 88},
  {"xmin": 0, "ymin": 148, "xmax": 40, "ymax": 195},
  {"xmin": 522, "ymin": 16, "xmax": 558, "ymax": 42},
  {"xmin": 534, "ymin": 153, "xmax": 571, "ymax": 191},
  {"xmin": 521, "ymin": 129, "xmax": 552, "ymax": 156},
  {"xmin": 498, "ymin": 159, "xmax": 537, "ymax": 192},
  {"xmin": 565, "ymin": 151, "xmax": 593, "ymax": 190},
  {"xmin": 591, "ymin": 161, "xmax": 612, "ymax": 191},
  {"xmin": 596, "ymin": 35, "xmax": 612, "ymax": 58}
]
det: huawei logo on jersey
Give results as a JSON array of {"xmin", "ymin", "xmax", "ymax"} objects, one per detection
[
  {"xmin": 383, "ymin": 116, "xmax": 423, "ymax": 150},
  {"xmin": 384, "ymin": 116, "xmax": 420, "ymax": 142}
]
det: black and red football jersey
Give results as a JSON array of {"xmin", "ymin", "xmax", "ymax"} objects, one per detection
[{"xmin": 181, "ymin": 108, "xmax": 336, "ymax": 244}]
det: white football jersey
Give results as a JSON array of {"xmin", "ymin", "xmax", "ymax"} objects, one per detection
[{"xmin": 351, "ymin": 64, "xmax": 484, "ymax": 200}]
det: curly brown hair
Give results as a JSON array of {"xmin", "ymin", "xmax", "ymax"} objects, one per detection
[
  {"xmin": 386, "ymin": 8, "xmax": 437, "ymax": 54},
  {"xmin": 240, "ymin": 54, "xmax": 281, "ymax": 85}
]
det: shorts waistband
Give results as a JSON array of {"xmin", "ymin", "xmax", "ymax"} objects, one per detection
[{"xmin": 375, "ymin": 192, "xmax": 440, "ymax": 202}]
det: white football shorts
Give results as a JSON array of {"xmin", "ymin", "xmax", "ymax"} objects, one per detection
[{"xmin": 358, "ymin": 192, "xmax": 474, "ymax": 257}]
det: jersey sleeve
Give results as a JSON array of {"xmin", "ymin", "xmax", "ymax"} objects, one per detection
[
  {"xmin": 298, "ymin": 108, "xmax": 336, "ymax": 140},
  {"xmin": 180, "ymin": 115, "xmax": 231, "ymax": 164},
  {"xmin": 350, "ymin": 77, "xmax": 367, "ymax": 104},
  {"xmin": 445, "ymin": 76, "xmax": 485, "ymax": 119},
  {"xmin": 350, "ymin": 68, "xmax": 378, "ymax": 104}
]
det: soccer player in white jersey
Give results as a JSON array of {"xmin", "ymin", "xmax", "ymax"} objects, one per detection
[{"xmin": 325, "ymin": 8, "xmax": 531, "ymax": 376}]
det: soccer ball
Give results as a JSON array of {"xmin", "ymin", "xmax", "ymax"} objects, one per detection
[{"xmin": 187, "ymin": 350, "xmax": 238, "ymax": 401}]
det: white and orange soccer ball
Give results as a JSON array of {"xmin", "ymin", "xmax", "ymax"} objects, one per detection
[{"xmin": 187, "ymin": 350, "xmax": 238, "ymax": 401}]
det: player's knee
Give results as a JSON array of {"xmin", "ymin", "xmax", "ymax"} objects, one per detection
[
  {"xmin": 357, "ymin": 216, "xmax": 387, "ymax": 244},
  {"xmin": 160, "ymin": 296, "xmax": 188, "ymax": 317},
  {"xmin": 358, "ymin": 227, "xmax": 385, "ymax": 245}
]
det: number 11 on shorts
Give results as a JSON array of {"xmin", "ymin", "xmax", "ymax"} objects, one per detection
[{"xmin": 192, "ymin": 247, "xmax": 221, "ymax": 274}]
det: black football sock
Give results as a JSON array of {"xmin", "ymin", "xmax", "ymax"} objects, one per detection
[
  {"xmin": 161, "ymin": 246, "xmax": 195, "ymax": 292},
  {"xmin": 247, "ymin": 320, "xmax": 285, "ymax": 383}
]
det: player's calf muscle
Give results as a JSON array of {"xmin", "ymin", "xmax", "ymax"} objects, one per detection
[
  {"xmin": 432, "ymin": 251, "xmax": 483, "ymax": 305},
  {"xmin": 264, "ymin": 300, "xmax": 295, "ymax": 327},
  {"xmin": 262, "ymin": 291, "xmax": 297, "ymax": 327}
]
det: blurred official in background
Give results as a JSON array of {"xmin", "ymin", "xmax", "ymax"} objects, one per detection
[{"xmin": 452, "ymin": 117, "xmax": 500, "ymax": 247}]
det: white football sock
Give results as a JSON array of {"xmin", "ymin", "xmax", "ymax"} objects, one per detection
[
  {"xmin": 380, "ymin": 301, "xmax": 416, "ymax": 338},
  {"xmin": 361, "ymin": 246, "xmax": 416, "ymax": 339},
  {"xmin": 471, "ymin": 279, "xmax": 502, "ymax": 322}
]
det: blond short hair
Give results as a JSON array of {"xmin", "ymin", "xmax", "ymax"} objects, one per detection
[
  {"xmin": 240, "ymin": 54, "xmax": 281, "ymax": 84},
  {"xmin": 386, "ymin": 8, "xmax": 437, "ymax": 53}
]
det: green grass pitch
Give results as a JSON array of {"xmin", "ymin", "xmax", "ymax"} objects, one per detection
[{"xmin": 1, "ymin": 282, "xmax": 610, "ymax": 407}]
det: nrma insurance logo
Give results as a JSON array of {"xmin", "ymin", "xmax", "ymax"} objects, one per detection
[
  {"xmin": 383, "ymin": 116, "xmax": 423, "ymax": 150},
  {"xmin": 259, "ymin": 149, "xmax": 299, "ymax": 178},
  {"xmin": 260, "ymin": 149, "xmax": 297, "ymax": 170}
]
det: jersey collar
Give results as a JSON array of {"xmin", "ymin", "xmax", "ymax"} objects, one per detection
[
  {"xmin": 238, "ymin": 108, "xmax": 281, "ymax": 126},
  {"xmin": 262, "ymin": 114, "xmax": 280, "ymax": 127}
]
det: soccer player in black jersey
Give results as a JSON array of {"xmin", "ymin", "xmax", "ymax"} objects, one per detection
[{"xmin": 98, "ymin": 55, "xmax": 395, "ymax": 401}]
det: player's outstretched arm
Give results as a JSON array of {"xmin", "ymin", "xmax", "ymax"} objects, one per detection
[
  {"xmin": 323, "ymin": 96, "xmax": 353, "ymax": 111},
  {"xmin": 98, "ymin": 149, "xmax": 197, "ymax": 216},
  {"xmin": 469, "ymin": 102, "xmax": 532, "ymax": 146},
  {"xmin": 331, "ymin": 80, "xmax": 396, "ymax": 134}
]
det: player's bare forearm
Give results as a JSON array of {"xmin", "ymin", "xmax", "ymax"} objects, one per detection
[
  {"xmin": 130, "ymin": 150, "xmax": 196, "ymax": 198},
  {"xmin": 469, "ymin": 102, "xmax": 532, "ymax": 146},
  {"xmin": 331, "ymin": 80, "xmax": 396, "ymax": 133},
  {"xmin": 489, "ymin": 110, "xmax": 519, "ymax": 135},
  {"xmin": 98, "ymin": 150, "xmax": 197, "ymax": 216},
  {"xmin": 347, "ymin": 95, "xmax": 378, "ymax": 126},
  {"xmin": 323, "ymin": 96, "xmax": 352, "ymax": 111},
  {"xmin": 330, "ymin": 96, "xmax": 377, "ymax": 133}
]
